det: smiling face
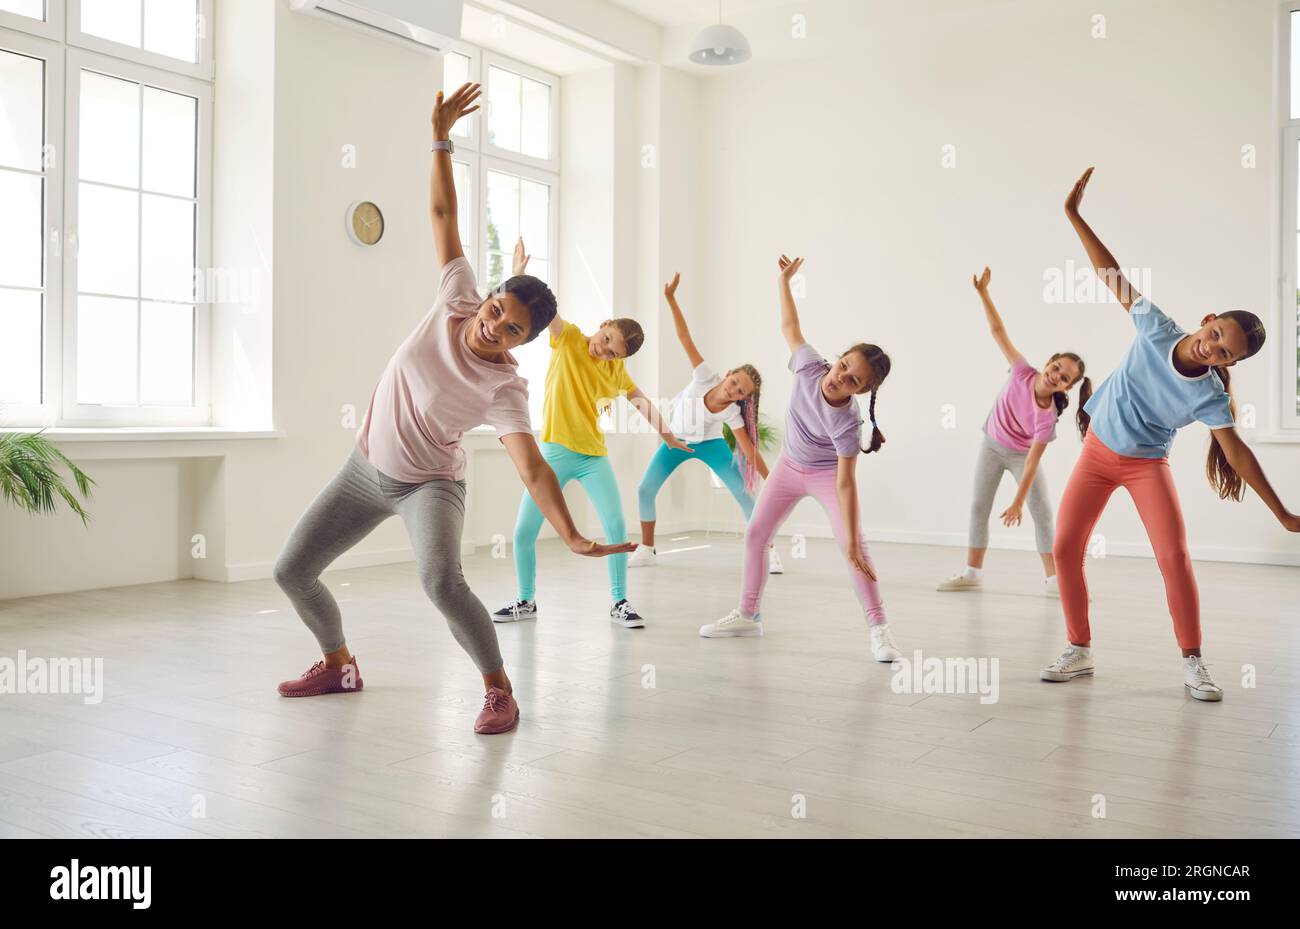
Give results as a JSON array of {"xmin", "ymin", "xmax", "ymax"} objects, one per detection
[
  {"xmin": 1036, "ymin": 355, "xmax": 1082, "ymax": 394},
  {"xmin": 1184, "ymin": 314, "xmax": 1249, "ymax": 368},
  {"xmin": 465, "ymin": 291, "xmax": 532, "ymax": 358},
  {"xmin": 587, "ymin": 322, "xmax": 628, "ymax": 360},
  {"xmin": 820, "ymin": 351, "xmax": 874, "ymax": 405},
  {"xmin": 715, "ymin": 369, "xmax": 757, "ymax": 404}
]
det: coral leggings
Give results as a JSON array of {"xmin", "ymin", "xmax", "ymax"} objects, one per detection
[{"xmin": 1053, "ymin": 432, "xmax": 1201, "ymax": 649}]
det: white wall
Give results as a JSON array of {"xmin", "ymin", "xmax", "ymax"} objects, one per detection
[
  {"xmin": 678, "ymin": 0, "xmax": 1300, "ymax": 565},
  {"xmin": 5, "ymin": 0, "xmax": 1297, "ymax": 602}
]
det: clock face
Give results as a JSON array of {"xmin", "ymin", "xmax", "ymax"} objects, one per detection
[{"xmin": 348, "ymin": 201, "xmax": 384, "ymax": 246}]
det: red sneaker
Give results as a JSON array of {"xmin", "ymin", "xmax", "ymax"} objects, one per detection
[
  {"xmin": 473, "ymin": 686, "xmax": 519, "ymax": 734},
  {"xmin": 277, "ymin": 658, "xmax": 363, "ymax": 697}
]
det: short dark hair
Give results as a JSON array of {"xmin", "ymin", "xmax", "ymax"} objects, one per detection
[{"xmin": 496, "ymin": 275, "xmax": 557, "ymax": 343}]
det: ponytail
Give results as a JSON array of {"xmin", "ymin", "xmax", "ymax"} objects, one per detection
[
  {"xmin": 1207, "ymin": 366, "xmax": 1242, "ymax": 500},
  {"xmin": 865, "ymin": 387, "xmax": 885, "ymax": 454},
  {"xmin": 1205, "ymin": 310, "xmax": 1267, "ymax": 500}
]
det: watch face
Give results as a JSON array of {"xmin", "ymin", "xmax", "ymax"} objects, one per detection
[{"xmin": 349, "ymin": 201, "xmax": 383, "ymax": 246}]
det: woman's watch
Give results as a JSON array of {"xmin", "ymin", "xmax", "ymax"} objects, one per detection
[{"xmin": 431, "ymin": 139, "xmax": 455, "ymax": 153}]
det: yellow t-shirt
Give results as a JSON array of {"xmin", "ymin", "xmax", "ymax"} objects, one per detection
[{"xmin": 540, "ymin": 322, "xmax": 637, "ymax": 456}]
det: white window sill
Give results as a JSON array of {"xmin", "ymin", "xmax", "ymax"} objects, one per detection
[{"xmin": 1, "ymin": 426, "xmax": 284, "ymax": 442}]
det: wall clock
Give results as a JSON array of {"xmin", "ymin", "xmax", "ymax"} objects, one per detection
[{"xmin": 345, "ymin": 200, "xmax": 384, "ymax": 246}]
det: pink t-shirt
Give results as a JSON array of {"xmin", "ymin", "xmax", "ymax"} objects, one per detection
[
  {"xmin": 984, "ymin": 358, "xmax": 1057, "ymax": 453},
  {"xmin": 356, "ymin": 256, "xmax": 532, "ymax": 482}
]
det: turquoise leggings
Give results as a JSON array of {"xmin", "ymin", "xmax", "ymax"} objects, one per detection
[
  {"xmin": 515, "ymin": 442, "xmax": 628, "ymax": 601},
  {"xmin": 638, "ymin": 437, "xmax": 755, "ymax": 522}
]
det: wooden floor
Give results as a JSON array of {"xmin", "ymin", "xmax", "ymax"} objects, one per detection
[{"xmin": 1, "ymin": 534, "xmax": 1297, "ymax": 839}]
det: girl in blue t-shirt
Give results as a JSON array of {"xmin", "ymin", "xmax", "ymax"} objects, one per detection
[{"xmin": 1042, "ymin": 168, "xmax": 1300, "ymax": 702}]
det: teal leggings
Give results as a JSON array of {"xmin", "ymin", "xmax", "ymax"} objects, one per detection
[
  {"xmin": 638, "ymin": 437, "xmax": 755, "ymax": 522},
  {"xmin": 515, "ymin": 442, "xmax": 628, "ymax": 601}
]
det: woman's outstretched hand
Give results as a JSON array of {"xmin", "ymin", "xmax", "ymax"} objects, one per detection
[
  {"xmin": 1065, "ymin": 166, "xmax": 1094, "ymax": 216},
  {"xmin": 569, "ymin": 536, "xmax": 638, "ymax": 558},
  {"xmin": 973, "ymin": 266, "xmax": 991, "ymax": 292},
  {"xmin": 664, "ymin": 272, "xmax": 680, "ymax": 299},
  {"xmin": 433, "ymin": 82, "xmax": 481, "ymax": 140},
  {"xmin": 778, "ymin": 254, "xmax": 805, "ymax": 280}
]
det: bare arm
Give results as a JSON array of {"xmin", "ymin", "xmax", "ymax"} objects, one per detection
[
  {"xmin": 627, "ymin": 387, "xmax": 693, "ymax": 453},
  {"xmin": 429, "ymin": 83, "xmax": 480, "ymax": 266},
  {"xmin": 1001, "ymin": 441, "xmax": 1048, "ymax": 526},
  {"xmin": 777, "ymin": 254, "xmax": 808, "ymax": 353},
  {"xmin": 500, "ymin": 434, "xmax": 638, "ymax": 556},
  {"xmin": 836, "ymin": 456, "xmax": 876, "ymax": 581},
  {"xmin": 730, "ymin": 424, "xmax": 769, "ymax": 481},
  {"xmin": 972, "ymin": 267, "xmax": 1024, "ymax": 367},
  {"xmin": 663, "ymin": 273, "xmax": 705, "ymax": 369},
  {"xmin": 1064, "ymin": 167, "xmax": 1141, "ymax": 311},
  {"xmin": 1212, "ymin": 428, "xmax": 1300, "ymax": 530},
  {"xmin": 513, "ymin": 236, "xmax": 565, "ymax": 338}
]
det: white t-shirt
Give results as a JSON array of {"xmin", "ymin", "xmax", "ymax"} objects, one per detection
[{"xmin": 667, "ymin": 363, "xmax": 746, "ymax": 444}]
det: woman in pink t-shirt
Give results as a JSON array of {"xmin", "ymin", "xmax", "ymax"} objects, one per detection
[
  {"xmin": 272, "ymin": 84, "xmax": 633, "ymax": 735},
  {"xmin": 937, "ymin": 267, "xmax": 1091, "ymax": 597}
]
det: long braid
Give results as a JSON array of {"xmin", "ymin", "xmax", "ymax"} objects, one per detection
[{"xmin": 729, "ymin": 364, "xmax": 763, "ymax": 493}]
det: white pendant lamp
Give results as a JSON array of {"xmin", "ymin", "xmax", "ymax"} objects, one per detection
[{"xmin": 689, "ymin": 1, "xmax": 751, "ymax": 66}]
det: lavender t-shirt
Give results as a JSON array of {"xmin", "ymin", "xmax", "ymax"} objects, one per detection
[
  {"xmin": 984, "ymin": 358, "xmax": 1057, "ymax": 453},
  {"xmin": 783, "ymin": 344, "xmax": 863, "ymax": 469}
]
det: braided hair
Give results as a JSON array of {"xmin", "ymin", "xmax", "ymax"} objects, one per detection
[
  {"xmin": 727, "ymin": 364, "xmax": 763, "ymax": 493},
  {"xmin": 843, "ymin": 344, "xmax": 890, "ymax": 453}
]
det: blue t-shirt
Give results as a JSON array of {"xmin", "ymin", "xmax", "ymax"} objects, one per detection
[{"xmin": 1083, "ymin": 297, "xmax": 1234, "ymax": 459}]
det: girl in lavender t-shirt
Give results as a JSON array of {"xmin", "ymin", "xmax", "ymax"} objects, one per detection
[
  {"xmin": 936, "ymin": 267, "xmax": 1091, "ymax": 596},
  {"xmin": 699, "ymin": 255, "xmax": 903, "ymax": 665}
]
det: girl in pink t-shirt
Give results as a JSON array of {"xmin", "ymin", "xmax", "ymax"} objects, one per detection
[
  {"xmin": 272, "ymin": 84, "xmax": 633, "ymax": 735},
  {"xmin": 937, "ymin": 267, "xmax": 1091, "ymax": 596}
]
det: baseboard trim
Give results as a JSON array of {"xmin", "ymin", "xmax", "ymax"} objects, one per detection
[{"xmin": 774, "ymin": 523, "xmax": 1300, "ymax": 568}]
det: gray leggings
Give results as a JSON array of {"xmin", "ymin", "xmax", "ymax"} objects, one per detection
[
  {"xmin": 273, "ymin": 446, "xmax": 503, "ymax": 673},
  {"xmin": 968, "ymin": 432, "xmax": 1055, "ymax": 554}
]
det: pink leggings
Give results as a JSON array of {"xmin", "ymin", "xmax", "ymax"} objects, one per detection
[
  {"xmin": 741, "ymin": 456, "xmax": 886, "ymax": 624},
  {"xmin": 1054, "ymin": 432, "xmax": 1201, "ymax": 649}
]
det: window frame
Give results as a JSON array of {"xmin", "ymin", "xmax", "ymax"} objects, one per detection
[
  {"xmin": 61, "ymin": 46, "xmax": 212, "ymax": 427},
  {"xmin": 0, "ymin": 0, "xmax": 64, "ymax": 42},
  {"xmin": 0, "ymin": 27, "xmax": 63, "ymax": 426},
  {"xmin": 1278, "ymin": 1, "xmax": 1300, "ymax": 433},
  {"xmin": 479, "ymin": 154, "xmax": 559, "ymax": 295},
  {"xmin": 480, "ymin": 49, "xmax": 560, "ymax": 173},
  {"xmin": 67, "ymin": 0, "xmax": 214, "ymax": 81}
]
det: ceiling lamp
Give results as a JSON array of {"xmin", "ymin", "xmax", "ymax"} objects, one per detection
[{"xmin": 689, "ymin": 1, "xmax": 751, "ymax": 66}]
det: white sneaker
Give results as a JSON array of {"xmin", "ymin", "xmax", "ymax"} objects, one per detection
[
  {"xmin": 1044, "ymin": 576, "xmax": 1060, "ymax": 599},
  {"xmin": 768, "ymin": 549, "xmax": 784, "ymax": 574},
  {"xmin": 699, "ymin": 609, "xmax": 762, "ymax": 638},
  {"xmin": 1184, "ymin": 656, "xmax": 1223, "ymax": 702},
  {"xmin": 492, "ymin": 599, "xmax": 537, "ymax": 623},
  {"xmin": 937, "ymin": 573, "xmax": 982, "ymax": 592},
  {"xmin": 628, "ymin": 544, "xmax": 657, "ymax": 568},
  {"xmin": 1041, "ymin": 644, "xmax": 1095, "ymax": 682},
  {"xmin": 869, "ymin": 623, "xmax": 901, "ymax": 663}
]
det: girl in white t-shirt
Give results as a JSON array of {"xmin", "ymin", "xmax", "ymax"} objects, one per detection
[{"xmin": 629, "ymin": 273, "xmax": 779, "ymax": 571}]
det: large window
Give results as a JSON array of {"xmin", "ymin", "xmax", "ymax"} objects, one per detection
[
  {"xmin": 1282, "ymin": 6, "xmax": 1300, "ymax": 429},
  {"xmin": 442, "ymin": 44, "xmax": 558, "ymax": 422},
  {"xmin": 0, "ymin": 0, "xmax": 212, "ymax": 427}
]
